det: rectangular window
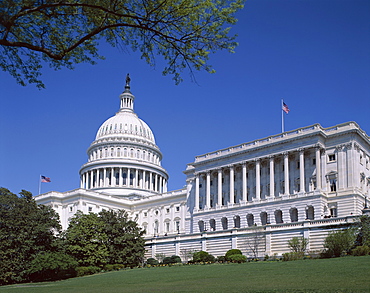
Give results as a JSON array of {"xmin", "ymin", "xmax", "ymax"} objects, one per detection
[
  {"xmin": 176, "ymin": 206, "xmax": 180, "ymax": 212},
  {"xmin": 328, "ymin": 154, "xmax": 336, "ymax": 162},
  {"xmin": 312, "ymin": 158, "xmax": 316, "ymax": 165},
  {"xmin": 297, "ymin": 162, "xmax": 300, "ymax": 169},
  {"xmin": 88, "ymin": 207, "xmax": 92, "ymax": 212},
  {"xmin": 144, "ymin": 212, "xmax": 148, "ymax": 217},
  {"xmin": 330, "ymin": 208, "xmax": 337, "ymax": 217},
  {"xmin": 166, "ymin": 208, "xmax": 170, "ymax": 213}
]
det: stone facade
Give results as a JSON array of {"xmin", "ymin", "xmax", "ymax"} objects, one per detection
[{"xmin": 35, "ymin": 80, "xmax": 370, "ymax": 258}]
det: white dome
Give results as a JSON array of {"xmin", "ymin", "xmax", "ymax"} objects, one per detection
[{"xmin": 96, "ymin": 111, "xmax": 155, "ymax": 144}]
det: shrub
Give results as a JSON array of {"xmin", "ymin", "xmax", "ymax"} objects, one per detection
[
  {"xmin": 113, "ymin": 264, "xmax": 125, "ymax": 270},
  {"xmin": 170, "ymin": 255, "xmax": 182, "ymax": 263},
  {"xmin": 229, "ymin": 254, "xmax": 247, "ymax": 263},
  {"xmin": 216, "ymin": 256, "xmax": 226, "ymax": 263},
  {"xmin": 27, "ymin": 252, "xmax": 78, "ymax": 282},
  {"xmin": 225, "ymin": 249, "xmax": 242, "ymax": 261},
  {"xmin": 103, "ymin": 264, "xmax": 125, "ymax": 271},
  {"xmin": 162, "ymin": 257, "xmax": 172, "ymax": 264},
  {"xmin": 76, "ymin": 266, "xmax": 101, "ymax": 277},
  {"xmin": 146, "ymin": 258, "xmax": 159, "ymax": 265},
  {"xmin": 351, "ymin": 245, "xmax": 370, "ymax": 256},
  {"xmin": 192, "ymin": 251, "xmax": 215, "ymax": 263},
  {"xmin": 323, "ymin": 229, "xmax": 356, "ymax": 258},
  {"xmin": 282, "ymin": 252, "xmax": 304, "ymax": 261}
]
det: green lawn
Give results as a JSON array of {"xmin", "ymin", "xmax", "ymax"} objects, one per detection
[{"xmin": 1, "ymin": 256, "xmax": 370, "ymax": 293}]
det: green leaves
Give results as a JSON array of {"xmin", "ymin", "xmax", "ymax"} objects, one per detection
[
  {"xmin": 0, "ymin": 0, "xmax": 244, "ymax": 88},
  {"xmin": 0, "ymin": 187, "xmax": 62, "ymax": 285},
  {"xmin": 64, "ymin": 209, "xmax": 145, "ymax": 268}
]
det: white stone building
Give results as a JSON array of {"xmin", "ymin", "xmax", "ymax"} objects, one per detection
[{"xmin": 35, "ymin": 78, "xmax": 370, "ymax": 259}]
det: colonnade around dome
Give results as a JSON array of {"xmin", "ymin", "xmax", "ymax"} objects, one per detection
[{"xmin": 80, "ymin": 167, "xmax": 167, "ymax": 194}]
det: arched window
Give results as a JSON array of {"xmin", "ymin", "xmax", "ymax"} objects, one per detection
[
  {"xmin": 247, "ymin": 214, "xmax": 254, "ymax": 227},
  {"xmin": 290, "ymin": 207, "xmax": 298, "ymax": 222},
  {"xmin": 209, "ymin": 219, "xmax": 216, "ymax": 231},
  {"xmin": 221, "ymin": 217, "xmax": 228, "ymax": 230},
  {"xmin": 234, "ymin": 215, "xmax": 241, "ymax": 228},
  {"xmin": 260, "ymin": 212, "xmax": 268, "ymax": 225},
  {"xmin": 198, "ymin": 220, "xmax": 205, "ymax": 232},
  {"xmin": 306, "ymin": 205, "xmax": 314, "ymax": 220},
  {"xmin": 274, "ymin": 210, "xmax": 283, "ymax": 224}
]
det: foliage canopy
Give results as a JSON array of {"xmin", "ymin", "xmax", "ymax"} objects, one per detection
[
  {"xmin": 0, "ymin": 187, "xmax": 62, "ymax": 285},
  {"xmin": 0, "ymin": 0, "xmax": 244, "ymax": 88},
  {"xmin": 65, "ymin": 209, "xmax": 145, "ymax": 267}
]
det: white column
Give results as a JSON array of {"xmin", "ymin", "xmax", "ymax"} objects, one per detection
[
  {"xmin": 337, "ymin": 145, "xmax": 345, "ymax": 190},
  {"xmin": 229, "ymin": 166, "xmax": 235, "ymax": 204},
  {"xmin": 87, "ymin": 171, "xmax": 90, "ymax": 189},
  {"xmin": 159, "ymin": 176, "xmax": 162, "ymax": 193},
  {"xmin": 255, "ymin": 160, "xmax": 261, "ymax": 200},
  {"xmin": 127, "ymin": 168, "xmax": 131, "ymax": 187},
  {"xmin": 315, "ymin": 146, "xmax": 322, "ymax": 190},
  {"xmin": 95, "ymin": 169, "xmax": 99, "ymax": 188},
  {"xmin": 206, "ymin": 171, "xmax": 211, "ymax": 208},
  {"xmin": 242, "ymin": 162, "xmax": 247, "ymax": 202},
  {"xmin": 80, "ymin": 175, "xmax": 83, "ymax": 188},
  {"xmin": 143, "ymin": 170, "xmax": 146, "ymax": 189},
  {"xmin": 149, "ymin": 172, "xmax": 152, "ymax": 190},
  {"xmin": 195, "ymin": 174, "xmax": 200, "ymax": 210},
  {"xmin": 103, "ymin": 168, "xmax": 107, "ymax": 187},
  {"xmin": 135, "ymin": 169, "xmax": 139, "ymax": 187},
  {"xmin": 218, "ymin": 169, "xmax": 222, "ymax": 206},
  {"xmin": 155, "ymin": 174, "xmax": 158, "ymax": 192},
  {"xmin": 299, "ymin": 149, "xmax": 305, "ymax": 193},
  {"xmin": 164, "ymin": 178, "xmax": 167, "ymax": 193},
  {"xmin": 284, "ymin": 153, "xmax": 289, "ymax": 195},
  {"xmin": 269, "ymin": 156, "xmax": 275, "ymax": 197},
  {"xmin": 111, "ymin": 168, "xmax": 114, "ymax": 186}
]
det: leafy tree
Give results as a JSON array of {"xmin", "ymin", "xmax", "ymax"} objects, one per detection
[
  {"xmin": 65, "ymin": 210, "xmax": 145, "ymax": 268},
  {"xmin": 99, "ymin": 209, "xmax": 145, "ymax": 267},
  {"xmin": 27, "ymin": 251, "xmax": 78, "ymax": 282},
  {"xmin": 0, "ymin": 187, "xmax": 61, "ymax": 285},
  {"xmin": 323, "ymin": 229, "xmax": 356, "ymax": 258},
  {"xmin": 0, "ymin": 0, "xmax": 244, "ymax": 88},
  {"xmin": 65, "ymin": 211, "xmax": 109, "ymax": 267},
  {"xmin": 356, "ymin": 215, "xmax": 370, "ymax": 247},
  {"xmin": 288, "ymin": 237, "xmax": 309, "ymax": 253}
]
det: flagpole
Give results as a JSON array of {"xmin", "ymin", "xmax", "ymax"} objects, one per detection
[
  {"xmin": 38, "ymin": 174, "xmax": 41, "ymax": 195},
  {"xmin": 281, "ymin": 99, "xmax": 284, "ymax": 133}
]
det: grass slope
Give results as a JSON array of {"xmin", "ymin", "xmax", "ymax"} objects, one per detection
[{"xmin": 1, "ymin": 256, "xmax": 370, "ymax": 293}]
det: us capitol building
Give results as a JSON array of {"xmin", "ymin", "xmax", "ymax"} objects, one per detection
[{"xmin": 35, "ymin": 77, "xmax": 370, "ymax": 258}]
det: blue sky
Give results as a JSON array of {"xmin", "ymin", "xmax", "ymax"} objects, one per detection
[{"xmin": 1, "ymin": 0, "xmax": 369, "ymax": 196}]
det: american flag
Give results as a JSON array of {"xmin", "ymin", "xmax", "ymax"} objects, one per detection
[
  {"xmin": 41, "ymin": 175, "xmax": 51, "ymax": 183},
  {"xmin": 282, "ymin": 102, "xmax": 290, "ymax": 114}
]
